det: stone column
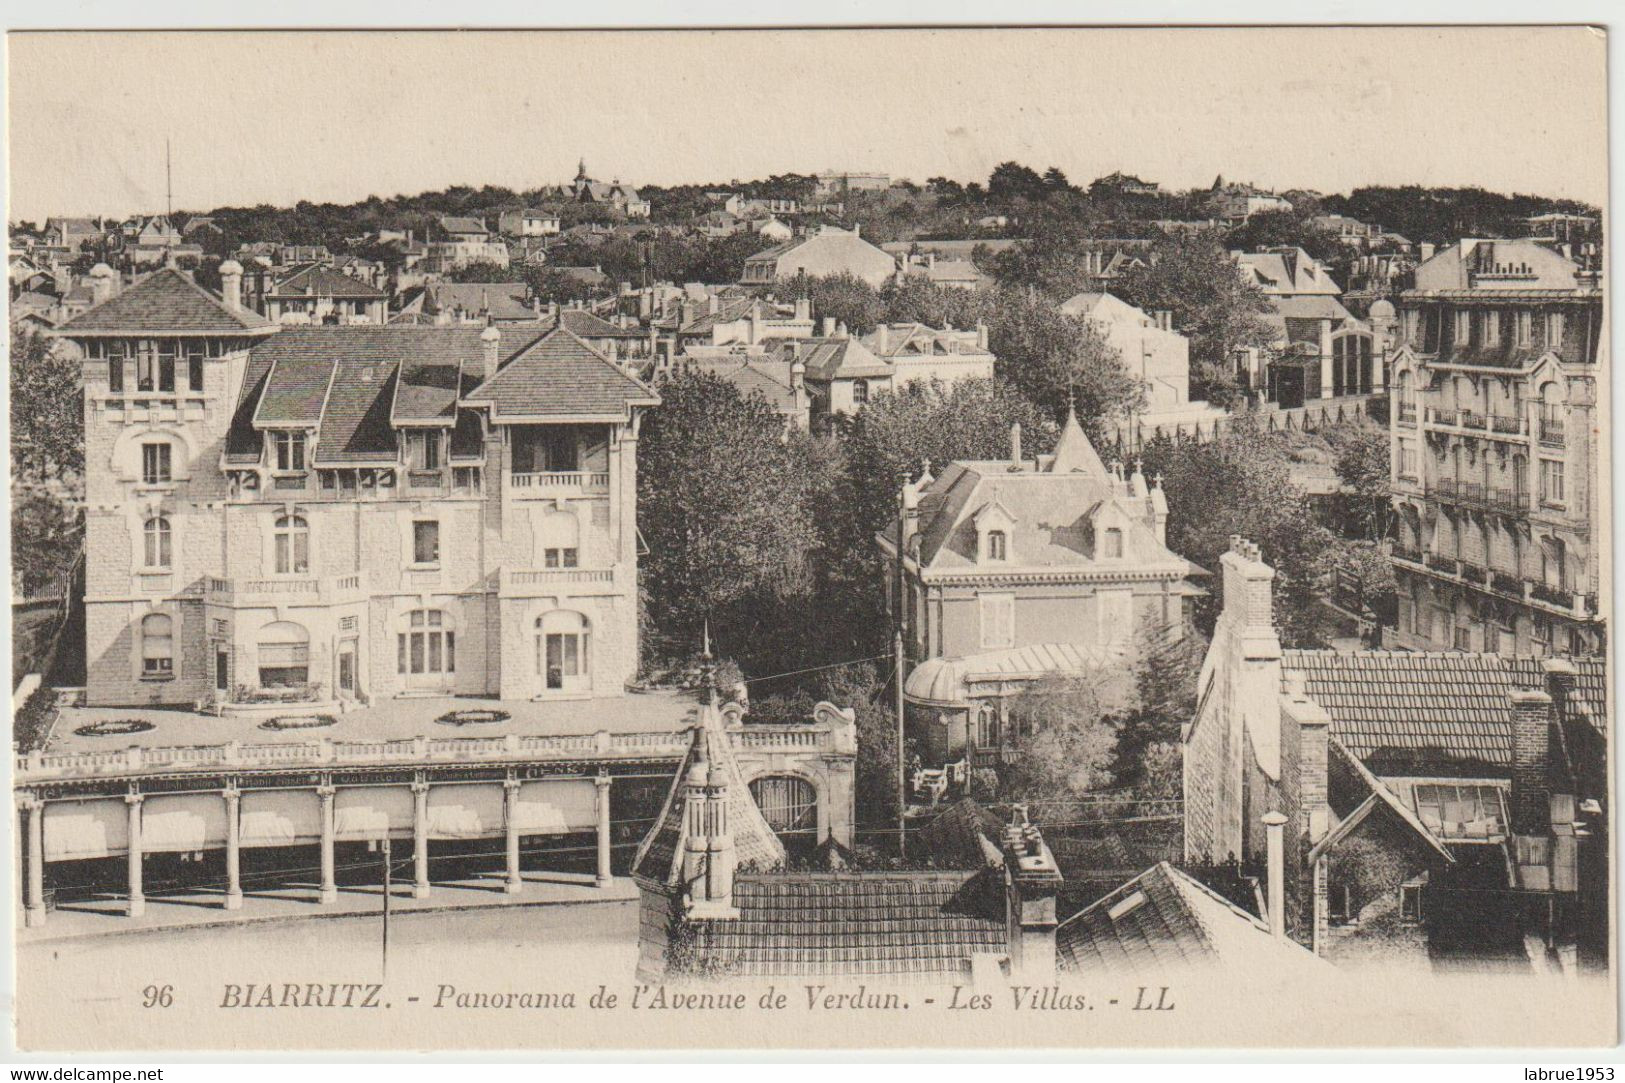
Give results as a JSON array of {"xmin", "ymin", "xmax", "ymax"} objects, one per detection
[
  {"xmin": 411, "ymin": 780, "xmax": 431, "ymax": 899},
  {"xmin": 594, "ymin": 774, "xmax": 613, "ymax": 887},
  {"xmin": 317, "ymin": 785, "xmax": 338, "ymax": 904},
  {"xmin": 223, "ymin": 787, "xmax": 243, "ymax": 911},
  {"xmin": 503, "ymin": 778, "xmax": 523, "ymax": 895},
  {"xmin": 22, "ymin": 796, "xmax": 46, "ymax": 928},
  {"xmin": 125, "ymin": 793, "xmax": 145, "ymax": 918}
]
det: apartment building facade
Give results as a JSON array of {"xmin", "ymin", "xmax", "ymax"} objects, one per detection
[
  {"xmin": 56, "ymin": 262, "xmax": 659, "ymax": 710},
  {"xmin": 1388, "ymin": 239, "xmax": 1605, "ymax": 658}
]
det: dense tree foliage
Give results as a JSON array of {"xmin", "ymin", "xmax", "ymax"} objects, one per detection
[
  {"xmin": 636, "ymin": 372, "xmax": 822, "ymax": 665},
  {"xmin": 1113, "ymin": 235, "xmax": 1278, "ymax": 382},
  {"xmin": 10, "ymin": 329, "xmax": 84, "ymax": 484}
]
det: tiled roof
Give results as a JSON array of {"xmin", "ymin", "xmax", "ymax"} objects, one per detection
[
  {"xmin": 464, "ymin": 327, "xmax": 658, "ymax": 421},
  {"xmin": 767, "ymin": 337, "xmax": 892, "ymax": 381},
  {"xmin": 392, "ymin": 359, "xmax": 463, "ymax": 424},
  {"xmin": 423, "ymin": 281, "xmax": 536, "ymax": 322},
  {"xmin": 558, "ymin": 308, "xmax": 643, "ymax": 338},
  {"xmin": 1280, "ymin": 651, "xmax": 1607, "ymax": 772},
  {"xmin": 440, "ymin": 216, "xmax": 488, "ymax": 235},
  {"xmin": 686, "ymin": 871, "xmax": 1009, "ymax": 979},
  {"xmin": 1056, "ymin": 862, "xmax": 1326, "ymax": 974},
  {"xmin": 254, "ymin": 352, "xmax": 335, "ymax": 427},
  {"xmin": 56, "ymin": 268, "xmax": 273, "ymax": 335},
  {"xmin": 914, "ymin": 798, "xmax": 1005, "ymax": 869},
  {"xmin": 268, "ymin": 265, "xmax": 387, "ymax": 299}
]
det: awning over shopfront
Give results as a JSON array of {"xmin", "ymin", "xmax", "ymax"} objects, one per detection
[{"xmin": 903, "ymin": 642, "xmax": 1127, "ymax": 709}]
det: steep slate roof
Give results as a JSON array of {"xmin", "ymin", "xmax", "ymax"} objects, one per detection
[
  {"xmin": 897, "ymin": 438, "xmax": 1190, "ymax": 578},
  {"xmin": 463, "ymin": 327, "xmax": 659, "ymax": 421},
  {"xmin": 1236, "ymin": 248, "xmax": 1341, "ymax": 296},
  {"xmin": 1056, "ymin": 862, "xmax": 1326, "ymax": 974},
  {"xmin": 424, "ymin": 281, "xmax": 535, "ymax": 322},
  {"xmin": 226, "ymin": 326, "xmax": 550, "ymax": 463},
  {"xmin": 684, "ymin": 871, "xmax": 1009, "ymax": 979},
  {"xmin": 268, "ymin": 264, "xmax": 387, "ymax": 299},
  {"xmin": 439, "ymin": 216, "xmax": 489, "ymax": 236},
  {"xmin": 1280, "ymin": 650, "xmax": 1607, "ymax": 771},
  {"xmin": 56, "ymin": 267, "xmax": 274, "ymax": 335}
]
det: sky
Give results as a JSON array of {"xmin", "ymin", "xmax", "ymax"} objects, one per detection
[{"xmin": 6, "ymin": 27, "xmax": 1610, "ymax": 224}]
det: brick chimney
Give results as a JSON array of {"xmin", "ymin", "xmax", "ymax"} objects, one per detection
[
  {"xmin": 794, "ymin": 296, "xmax": 810, "ymax": 322},
  {"xmin": 1000, "ymin": 807, "xmax": 1064, "ymax": 980},
  {"xmin": 821, "ymin": 316, "xmax": 835, "ymax": 337},
  {"xmin": 1220, "ymin": 536, "xmax": 1277, "ymax": 642},
  {"xmin": 1509, "ymin": 686, "xmax": 1555, "ymax": 838},
  {"xmin": 875, "ymin": 323, "xmax": 889, "ymax": 354},
  {"xmin": 1009, "ymin": 422, "xmax": 1023, "ymax": 468}
]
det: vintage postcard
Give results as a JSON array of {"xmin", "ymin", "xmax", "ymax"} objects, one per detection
[{"xmin": 5, "ymin": 24, "xmax": 1615, "ymax": 1053}]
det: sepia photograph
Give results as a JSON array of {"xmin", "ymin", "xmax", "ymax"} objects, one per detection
[{"xmin": 3, "ymin": 19, "xmax": 1616, "ymax": 1056}]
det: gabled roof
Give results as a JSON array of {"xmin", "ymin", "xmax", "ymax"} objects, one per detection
[
  {"xmin": 56, "ymin": 267, "xmax": 274, "ymax": 335},
  {"xmin": 1280, "ymin": 651, "xmax": 1606, "ymax": 771},
  {"xmin": 267, "ymin": 264, "xmax": 387, "ymax": 300},
  {"xmin": 462, "ymin": 327, "xmax": 659, "ymax": 422},
  {"xmin": 767, "ymin": 336, "xmax": 892, "ymax": 381},
  {"xmin": 439, "ymin": 216, "xmax": 489, "ymax": 236},
  {"xmin": 1306, "ymin": 739, "xmax": 1454, "ymax": 865},
  {"xmin": 558, "ymin": 308, "xmax": 643, "ymax": 339},
  {"xmin": 1056, "ymin": 862, "xmax": 1327, "ymax": 974}
]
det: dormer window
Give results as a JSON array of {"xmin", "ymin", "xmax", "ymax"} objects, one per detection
[
  {"xmin": 987, "ymin": 530, "xmax": 1007, "ymax": 561},
  {"xmin": 271, "ymin": 432, "xmax": 307, "ymax": 472}
]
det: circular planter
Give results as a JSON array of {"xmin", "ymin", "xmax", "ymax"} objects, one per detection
[
  {"xmin": 258, "ymin": 714, "xmax": 338, "ymax": 732},
  {"xmin": 435, "ymin": 708, "xmax": 512, "ymax": 727},
  {"xmin": 74, "ymin": 719, "xmax": 156, "ymax": 737}
]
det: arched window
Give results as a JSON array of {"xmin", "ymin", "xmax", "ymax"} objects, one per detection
[
  {"xmin": 141, "ymin": 614, "xmax": 174, "ymax": 677},
  {"xmin": 976, "ymin": 702, "xmax": 1000, "ymax": 749},
  {"xmin": 397, "ymin": 609, "xmax": 455, "ymax": 678},
  {"xmin": 258, "ymin": 621, "xmax": 310, "ymax": 688},
  {"xmin": 749, "ymin": 776, "xmax": 817, "ymax": 836},
  {"xmin": 143, "ymin": 515, "xmax": 172, "ymax": 569},
  {"xmin": 274, "ymin": 515, "xmax": 310, "ymax": 574},
  {"xmin": 986, "ymin": 530, "xmax": 1007, "ymax": 561},
  {"xmin": 536, "ymin": 610, "xmax": 590, "ymax": 692}
]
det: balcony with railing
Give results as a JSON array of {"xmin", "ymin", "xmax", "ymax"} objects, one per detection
[
  {"xmin": 1424, "ymin": 552, "xmax": 1460, "ymax": 576},
  {"xmin": 204, "ymin": 572, "xmax": 368, "ymax": 605},
  {"xmin": 1396, "ymin": 403, "xmax": 1417, "ymax": 426},
  {"xmin": 1530, "ymin": 581, "xmax": 1576, "ymax": 611},
  {"xmin": 499, "ymin": 565, "xmax": 618, "ymax": 597},
  {"xmin": 508, "ymin": 471, "xmax": 611, "ymax": 495},
  {"xmin": 1539, "ymin": 418, "xmax": 1566, "ymax": 447},
  {"xmin": 1390, "ymin": 542, "xmax": 1424, "ymax": 566}
]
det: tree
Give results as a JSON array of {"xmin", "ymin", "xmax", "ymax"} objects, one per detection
[
  {"xmin": 1042, "ymin": 166, "xmax": 1074, "ymax": 195},
  {"xmin": 1114, "ymin": 234, "xmax": 1278, "ymax": 379},
  {"xmin": 1326, "ymin": 416, "xmax": 1394, "ymax": 541},
  {"xmin": 637, "ymin": 371, "xmax": 822, "ymax": 665},
  {"xmin": 987, "ymin": 161, "xmax": 1048, "ymax": 204},
  {"xmin": 11, "ymin": 489, "xmax": 81, "ymax": 598},
  {"xmin": 448, "ymin": 260, "xmax": 516, "ymax": 283},
  {"xmin": 879, "ymin": 278, "xmax": 995, "ymax": 330},
  {"xmin": 1139, "ymin": 412, "xmax": 1340, "ymax": 647},
  {"xmin": 984, "ymin": 288, "xmax": 1140, "ymax": 426},
  {"xmin": 782, "ymin": 271, "xmax": 883, "ymax": 336},
  {"xmin": 10, "ymin": 328, "xmax": 84, "ymax": 484},
  {"xmin": 988, "ymin": 220, "xmax": 1109, "ymax": 299},
  {"xmin": 1113, "ymin": 622, "xmax": 1206, "ymax": 787},
  {"xmin": 1223, "ymin": 208, "xmax": 1342, "ymax": 264},
  {"xmin": 1000, "ymin": 672, "xmax": 1121, "ymax": 802}
]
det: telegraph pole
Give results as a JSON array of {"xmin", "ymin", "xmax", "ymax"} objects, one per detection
[
  {"xmin": 894, "ymin": 472, "xmax": 909, "ymax": 857},
  {"xmin": 380, "ymin": 836, "xmax": 392, "ymax": 977},
  {"xmin": 165, "ymin": 138, "xmax": 173, "ymax": 219}
]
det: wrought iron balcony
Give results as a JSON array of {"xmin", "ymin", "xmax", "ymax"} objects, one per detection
[
  {"xmin": 1530, "ymin": 581, "xmax": 1576, "ymax": 610},
  {"xmin": 1539, "ymin": 419, "xmax": 1566, "ymax": 446},
  {"xmin": 1424, "ymin": 553, "xmax": 1461, "ymax": 576}
]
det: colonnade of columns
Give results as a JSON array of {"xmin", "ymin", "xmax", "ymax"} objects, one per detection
[{"xmin": 16, "ymin": 770, "xmax": 616, "ymax": 927}]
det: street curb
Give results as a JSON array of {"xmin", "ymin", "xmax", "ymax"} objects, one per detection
[{"xmin": 19, "ymin": 890, "xmax": 637, "ymax": 947}]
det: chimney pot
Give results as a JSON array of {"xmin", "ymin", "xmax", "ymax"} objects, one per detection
[{"xmin": 1262, "ymin": 810, "xmax": 1288, "ymax": 941}]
